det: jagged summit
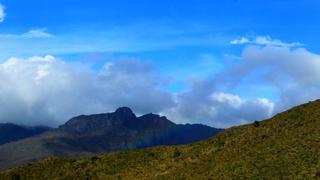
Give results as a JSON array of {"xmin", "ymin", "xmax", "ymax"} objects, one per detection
[
  {"xmin": 114, "ymin": 107, "xmax": 136, "ymax": 122},
  {"xmin": 60, "ymin": 107, "xmax": 136, "ymax": 134},
  {"xmin": 134, "ymin": 113, "xmax": 175, "ymax": 130},
  {"xmin": 115, "ymin": 107, "xmax": 134, "ymax": 115},
  {"xmin": 60, "ymin": 107, "xmax": 177, "ymax": 134},
  {"xmin": 139, "ymin": 113, "xmax": 161, "ymax": 118}
]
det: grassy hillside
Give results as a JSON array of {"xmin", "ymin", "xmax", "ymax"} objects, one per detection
[{"xmin": 1, "ymin": 100, "xmax": 320, "ymax": 179}]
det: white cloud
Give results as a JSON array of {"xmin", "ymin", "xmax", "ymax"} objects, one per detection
[
  {"xmin": 0, "ymin": 3, "xmax": 5, "ymax": 22},
  {"xmin": 239, "ymin": 45, "xmax": 320, "ymax": 111},
  {"xmin": 166, "ymin": 86, "xmax": 275, "ymax": 128},
  {"xmin": 22, "ymin": 29, "xmax": 54, "ymax": 38},
  {"xmin": 0, "ymin": 56, "xmax": 175, "ymax": 126},
  {"xmin": 209, "ymin": 94, "xmax": 274, "ymax": 127},
  {"xmin": 165, "ymin": 41, "xmax": 320, "ymax": 128},
  {"xmin": 0, "ymin": 54, "xmax": 277, "ymax": 128},
  {"xmin": 230, "ymin": 37, "xmax": 249, "ymax": 45},
  {"xmin": 231, "ymin": 36, "xmax": 304, "ymax": 47}
]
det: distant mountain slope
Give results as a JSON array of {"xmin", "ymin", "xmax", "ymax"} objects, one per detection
[
  {"xmin": 0, "ymin": 123, "xmax": 51, "ymax": 145},
  {"xmin": 0, "ymin": 107, "xmax": 222, "ymax": 170},
  {"xmin": 2, "ymin": 100, "xmax": 319, "ymax": 179}
]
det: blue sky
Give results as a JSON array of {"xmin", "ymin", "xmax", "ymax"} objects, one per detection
[{"xmin": 0, "ymin": 1, "xmax": 320, "ymax": 127}]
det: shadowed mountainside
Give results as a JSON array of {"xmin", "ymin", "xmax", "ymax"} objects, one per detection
[
  {"xmin": 0, "ymin": 107, "xmax": 222, "ymax": 170},
  {"xmin": 0, "ymin": 123, "xmax": 51, "ymax": 145},
  {"xmin": 1, "ymin": 100, "xmax": 319, "ymax": 179}
]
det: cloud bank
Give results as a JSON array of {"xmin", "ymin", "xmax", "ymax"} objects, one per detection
[
  {"xmin": 168, "ymin": 44, "xmax": 320, "ymax": 127},
  {"xmin": 0, "ymin": 56, "xmax": 174, "ymax": 126},
  {"xmin": 0, "ymin": 37, "xmax": 319, "ymax": 128},
  {"xmin": 238, "ymin": 45, "xmax": 320, "ymax": 111}
]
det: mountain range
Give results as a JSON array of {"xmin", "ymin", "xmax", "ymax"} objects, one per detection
[
  {"xmin": 0, "ymin": 107, "xmax": 222, "ymax": 169},
  {"xmin": 1, "ymin": 100, "xmax": 319, "ymax": 179}
]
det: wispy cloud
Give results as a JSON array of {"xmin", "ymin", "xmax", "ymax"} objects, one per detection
[
  {"xmin": 0, "ymin": 29, "xmax": 54, "ymax": 39},
  {"xmin": 230, "ymin": 37, "xmax": 250, "ymax": 45},
  {"xmin": 0, "ymin": 23, "xmax": 230, "ymax": 60},
  {"xmin": 0, "ymin": 3, "xmax": 5, "ymax": 22},
  {"xmin": 231, "ymin": 36, "xmax": 304, "ymax": 47},
  {"xmin": 22, "ymin": 29, "xmax": 54, "ymax": 38}
]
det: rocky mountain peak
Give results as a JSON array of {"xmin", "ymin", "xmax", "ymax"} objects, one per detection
[
  {"xmin": 114, "ymin": 107, "xmax": 136, "ymax": 122},
  {"xmin": 115, "ymin": 107, "xmax": 134, "ymax": 114}
]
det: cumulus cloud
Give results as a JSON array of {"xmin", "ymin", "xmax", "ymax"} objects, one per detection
[
  {"xmin": 0, "ymin": 3, "xmax": 5, "ymax": 22},
  {"xmin": 165, "ymin": 41, "xmax": 320, "ymax": 128},
  {"xmin": 209, "ymin": 93, "xmax": 274, "ymax": 127},
  {"xmin": 237, "ymin": 45, "xmax": 320, "ymax": 111},
  {"xmin": 231, "ymin": 36, "xmax": 304, "ymax": 47},
  {"xmin": 165, "ymin": 81, "xmax": 275, "ymax": 128},
  {"xmin": 0, "ymin": 56, "xmax": 174, "ymax": 126}
]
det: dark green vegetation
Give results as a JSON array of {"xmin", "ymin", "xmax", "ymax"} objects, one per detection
[
  {"xmin": 1, "ymin": 100, "xmax": 320, "ymax": 179},
  {"xmin": 0, "ymin": 107, "xmax": 221, "ymax": 170}
]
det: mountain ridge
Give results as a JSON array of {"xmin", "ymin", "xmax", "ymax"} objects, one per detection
[{"xmin": 0, "ymin": 107, "xmax": 222, "ymax": 170}]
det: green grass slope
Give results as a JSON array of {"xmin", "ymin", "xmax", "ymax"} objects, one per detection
[{"xmin": 1, "ymin": 100, "xmax": 320, "ymax": 179}]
